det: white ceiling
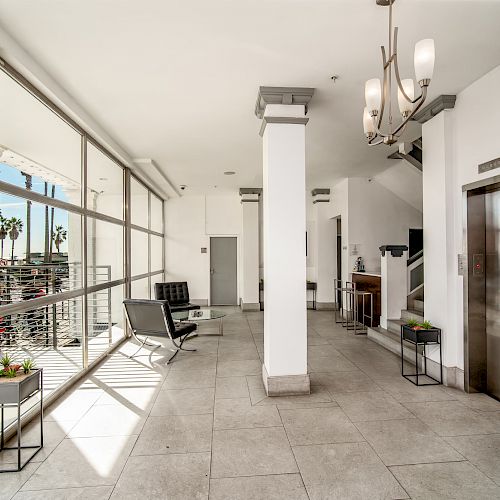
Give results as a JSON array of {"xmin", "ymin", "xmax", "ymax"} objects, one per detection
[{"xmin": 0, "ymin": 0, "xmax": 499, "ymax": 195}]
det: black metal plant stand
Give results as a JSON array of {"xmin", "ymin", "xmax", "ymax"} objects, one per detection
[
  {"xmin": 0, "ymin": 368, "xmax": 43, "ymax": 472},
  {"xmin": 401, "ymin": 325, "xmax": 442, "ymax": 386}
]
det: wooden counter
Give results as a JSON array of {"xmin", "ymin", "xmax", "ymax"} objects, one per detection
[{"xmin": 351, "ymin": 272, "xmax": 381, "ymax": 327}]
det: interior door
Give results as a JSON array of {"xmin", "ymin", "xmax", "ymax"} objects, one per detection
[{"xmin": 210, "ymin": 237, "xmax": 237, "ymax": 305}]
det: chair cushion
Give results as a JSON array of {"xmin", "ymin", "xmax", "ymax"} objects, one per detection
[
  {"xmin": 174, "ymin": 321, "xmax": 197, "ymax": 338},
  {"xmin": 155, "ymin": 282, "xmax": 190, "ymax": 305},
  {"xmin": 170, "ymin": 303, "xmax": 201, "ymax": 312}
]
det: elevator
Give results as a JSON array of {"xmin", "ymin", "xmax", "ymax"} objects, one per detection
[{"xmin": 465, "ymin": 180, "xmax": 500, "ymax": 401}]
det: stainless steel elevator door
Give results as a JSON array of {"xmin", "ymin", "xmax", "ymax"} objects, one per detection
[
  {"xmin": 486, "ymin": 190, "xmax": 500, "ymax": 400},
  {"xmin": 210, "ymin": 237, "xmax": 237, "ymax": 305}
]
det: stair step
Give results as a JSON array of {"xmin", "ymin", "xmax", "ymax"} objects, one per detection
[
  {"xmin": 387, "ymin": 319, "xmax": 404, "ymax": 335},
  {"xmin": 367, "ymin": 326, "xmax": 420, "ymax": 364},
  {"xmin": 413, "ymin": 300, "xmax": 424, "ymax": 314},
  {"xmin": 401, "ymin": 310, "xmax": 424, "ymax": 323}
]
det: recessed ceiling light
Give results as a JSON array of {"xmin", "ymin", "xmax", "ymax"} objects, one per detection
[{"xmin": 224, "ymin": 171, "xmax": 236, "ymax": 175}]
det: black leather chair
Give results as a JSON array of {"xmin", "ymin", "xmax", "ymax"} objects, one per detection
[
  {"xmin": 123, "ymin": 299, "xmax": 197, "ymax": 363},
  {"xmin": 154, "ymin": 282, "xmax": 201, "ymax": 312}
]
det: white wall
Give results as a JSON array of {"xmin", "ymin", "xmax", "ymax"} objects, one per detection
[
  {"xmin": 308, "ymin": 177, "xmax": 422, "ymax": 305},
  {"xmin": 165, "ymin": 194, "xmax": 242, "ymax": 303},
  {"xmin": 347, "ymin": 178, "xmax": 422, "ymax": 274},
  {"xmin": 423, "ymin": 64, "xmax": 500, "ymax": 374}
]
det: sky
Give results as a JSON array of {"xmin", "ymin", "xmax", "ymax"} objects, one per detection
[{"xmin": 0, "ymin": 162, "xmax": 70, "ymax": 259}]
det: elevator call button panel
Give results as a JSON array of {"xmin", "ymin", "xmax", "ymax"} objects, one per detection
[{"xmin": 472, "ymin": 254, "xmax": 484, "ymax": 276}]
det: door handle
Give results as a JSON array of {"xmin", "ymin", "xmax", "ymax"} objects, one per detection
[{"xmin": 210, "ymin": 268, "xmax": 215, "ymax": 275}]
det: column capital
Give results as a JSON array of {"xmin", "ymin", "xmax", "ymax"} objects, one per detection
[
  {"xmin": 239, "ymin": 188, "xmax": 262, "ymax": 203},
  {"xmin": 311, "ymin": 188, "xmax": 330, "ymax": 204},
  {"xmin": 412, "ymin": 95, "xmax": 456, "ymax": 124},
  {"xmin": 255, "ymin": 86, "xmax": 315, "ymax": 119}
]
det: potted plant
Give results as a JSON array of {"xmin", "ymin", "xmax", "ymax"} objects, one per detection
[
  {"xmin": 402, "ymin": 318, "xmax": 440, "ymax": 344},
  {"xmin": 1, "ymin": 353, "xmax": 12, "ymax": 370},
  {"xmin": 7, "ymin": 217, "xmax": 23, "ymax": 265},
  {"xmin": 21, "ymin": 358, "xmax": 35, "ymax": 374}
]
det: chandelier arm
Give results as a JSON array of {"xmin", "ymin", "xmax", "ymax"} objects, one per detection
[
  {"xmin": 378, "ymin": 45, "xmax": 388, "ymax": 129},
  {"xmin": 368, "ymin": 137, "xmax": 385, "ymax": 147},
  {"xmin": 393, "ymin": 53, "xmax": 424, "ymax": 104},
  {"xmin": 391, "ymin": 85, "xmax": 428, "ymax": 136}
]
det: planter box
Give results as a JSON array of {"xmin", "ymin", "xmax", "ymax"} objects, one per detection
[
  {"xmin": 0, "ymin": 369, "xmax": 42, "ymax": 405},
  {"xmin": 402, "ymin": 324, "xmax": 440, "ymax": 344}
]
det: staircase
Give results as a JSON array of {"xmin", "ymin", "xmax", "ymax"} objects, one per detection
[{"xmin": 367, "ymin": 305, "xmax": 424, "ymax": 362}]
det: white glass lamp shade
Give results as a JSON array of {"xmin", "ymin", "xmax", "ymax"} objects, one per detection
[
  {"xmin": 398, "ymin": 79, "xmax": 415, "ymax": 116},
  {"xmin": 365, "ymin": 78, "xmax": 382, "ymax": 115},
  {"xmin": 363, "ymin": 107, "xmax": 375, "ymax": 137},
  {"xmin": 414, "ymin": 39, "xmax": 435, "ymax": 84}
]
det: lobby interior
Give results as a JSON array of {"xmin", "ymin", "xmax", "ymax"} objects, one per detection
[{"xmin": 1, "ymin": 1, "xmax": 500, "ymax": 499}]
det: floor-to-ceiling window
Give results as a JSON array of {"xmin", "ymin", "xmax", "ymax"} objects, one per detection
[{"xmin": 0, "ymin": 60, "xmax": 165, "ymax": 427}]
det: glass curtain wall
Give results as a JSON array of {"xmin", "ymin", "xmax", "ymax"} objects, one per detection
[
  {"xmin": 0, "ymin": 60, "xmax": 165, "ymax": 425},
  {"xmin": 130, "ymin": 177, "xmax": 165, "ymax": 300}
]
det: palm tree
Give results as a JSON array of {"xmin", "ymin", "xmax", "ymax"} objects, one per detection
[
  {"xmin": 8, "ymin": 217, "xmax": 23, "ymax": 265},
  {"xmin": 0, "ymin": 213, "xmax": 7, "ymax": 260},
  {"xmin": 52, "ymin": 225, "xmax": 67, "ymax": 254}
]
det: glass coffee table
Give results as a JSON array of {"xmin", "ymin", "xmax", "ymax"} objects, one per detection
[{"xmin": 172, "ymin": 308, "xmax": 226, "ymax": 336}]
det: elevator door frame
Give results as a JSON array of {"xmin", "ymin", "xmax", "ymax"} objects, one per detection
[{"xmin": 463, "ymin": 174, "xmax": 500, "ymax": 397}]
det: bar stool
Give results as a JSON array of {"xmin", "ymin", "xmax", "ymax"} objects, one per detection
[{"xmin": 344, "ymin": 288, "xmax": 374, "ymax": 335}]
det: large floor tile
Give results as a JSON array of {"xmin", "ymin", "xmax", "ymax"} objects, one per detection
[
  {"xmin": 211, "ymin": 427, "xmax": 298, "ymax": 478},
  {"xmin": 209, "ymin": 474, "xmax": 308, "ymax": 500},
  {"xmin": 214, "ymin": 397, "xmax": 281, "ymax": 430},
  {"xmin": 280, "ymin": 407, "xmax": 364, "ymax": 446},
  {"xmin": 215, "ymin": 376, "xmax": 249, "ymax": 399},
  {"xmin": 333, "ymin": 390, "xmax": 415, "ymax": 422},
  {"xmin": 445, "ymin": 434, "xmax": 500, "ymax": 485},
  {"xmin": 13, "ymin": 486, "xmax": 113, "ymax": 500},
  {"xmin": 293, "ymin": 442, "xmax": 408, "ymax": 499},
  {"xmin": 150, "ymin": 388, "xmax": 215, "ymax": 416},
  {"xmin": 390, "ymin": 461, "xmax": 500, "ymax": 499},
  {"xmin": 443, "ymin": 388, "xmax": 500, "ymax": 412},
  {"xmin": 313, "ymin": 371, "xmax": 381, "ymax": 394},
  {"xmin": 111, "ymin": 452, "xmax": 210, "ymax": 499},
  {"xmin": 404, "ymin": 400, "xmax": 500, "ymax": 436},
  {"xmin": 308, "ymin": 353, "xmax": 358, "ymax": 373},
  {"xmin": 217, "ymin": 359, "xmax": 261, "ymax": 377},
  {"xmin": 132, "ymin": 414, "xmax": 212, "ymax": 455},
  {"xmin": 169, "ymin": 354, "xmax": 217, "ymax": 371},
  {"xmin": 95, "ymin": 386, "xmax": 160, "ymax": 411},
  {"xmin": 375, "ymin": 377, "xmax": 455, "ymax": 403},
  {"xmin": 44, "ymin": 389, "xmax": 103, "ymax": 422},
  {"xmin": 163, "ymin": 368, "xmax": 216, "ymax": 389},
  {"xmin": 356, "ymin": 418, "xmax": 464, "ymax": 466},
  {"xmin": 68, "ymin": 404, "xmax": 145, "ymax": 437},
  {"xmin": 0, "ymin": 463, "xmax": 40, "ymax": 500},
  {"xmin": 21, "ymin": 435, "xmax": 137, "ymax": 490}
]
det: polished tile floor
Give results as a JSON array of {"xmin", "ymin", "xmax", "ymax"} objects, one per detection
[{"xmin": 2, "ymin": 308, "xmax": 500, "ymax": 499}]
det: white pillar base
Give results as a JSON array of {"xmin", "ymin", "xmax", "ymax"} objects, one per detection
[
  {"xmin": 241, "ymin": 302, "xmax": 260, "ymax": 311},
  {"xmin": 262, "ymin": 364, "xmax": 310, "ymax": 397}
]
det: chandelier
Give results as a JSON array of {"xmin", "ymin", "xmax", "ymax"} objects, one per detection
[{"xmin": 363, "ymin": 0, "xmax": 435, "ymax": 146}]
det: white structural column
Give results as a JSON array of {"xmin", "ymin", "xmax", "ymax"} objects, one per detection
[
  {"xmin": 379, "ymin": 246, "xmax": 408, "ymax": 329},
  {"xmin": 421, "ymin": 105, "xmax": 459, "ymax": 383},
  {"xmin": 256, "ymin": 86, "xmax": 314, "ymax": 396},
  {"xmin": 312, "ymin": 189, "xmax": 336, "ymax": 309},
  {"xmin": 240, "ymin": 188, "xmax": 261, "ymax": 311}
]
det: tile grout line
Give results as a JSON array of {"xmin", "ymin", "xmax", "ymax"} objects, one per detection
[{"xmin": 207, "ymin": 328, "xmax": 221, "ymax": 498}]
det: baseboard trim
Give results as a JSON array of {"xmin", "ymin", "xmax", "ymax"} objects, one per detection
[
  {"xmin": 262, "ymin": 365, "xmax": 310, "ymax": 396},
  {"xmin": 191, "ymin": 299, "xmax": 208, "ymax": 306},
  {"xmin": 241, "ymin": 302, "xmax": 260, "ymax": 311},
  {"xmin": 316, "ymin": 302, "xmax": 336, "ymax": 311}
]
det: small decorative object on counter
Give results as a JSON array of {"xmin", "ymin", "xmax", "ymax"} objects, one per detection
[
  {"xmin": 401, "ymin": 319, "xmax": 442, "ymax": 386},
  {"xmin": 353, "ymin": 256, "xmax": 365, "ymax": 272}
]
